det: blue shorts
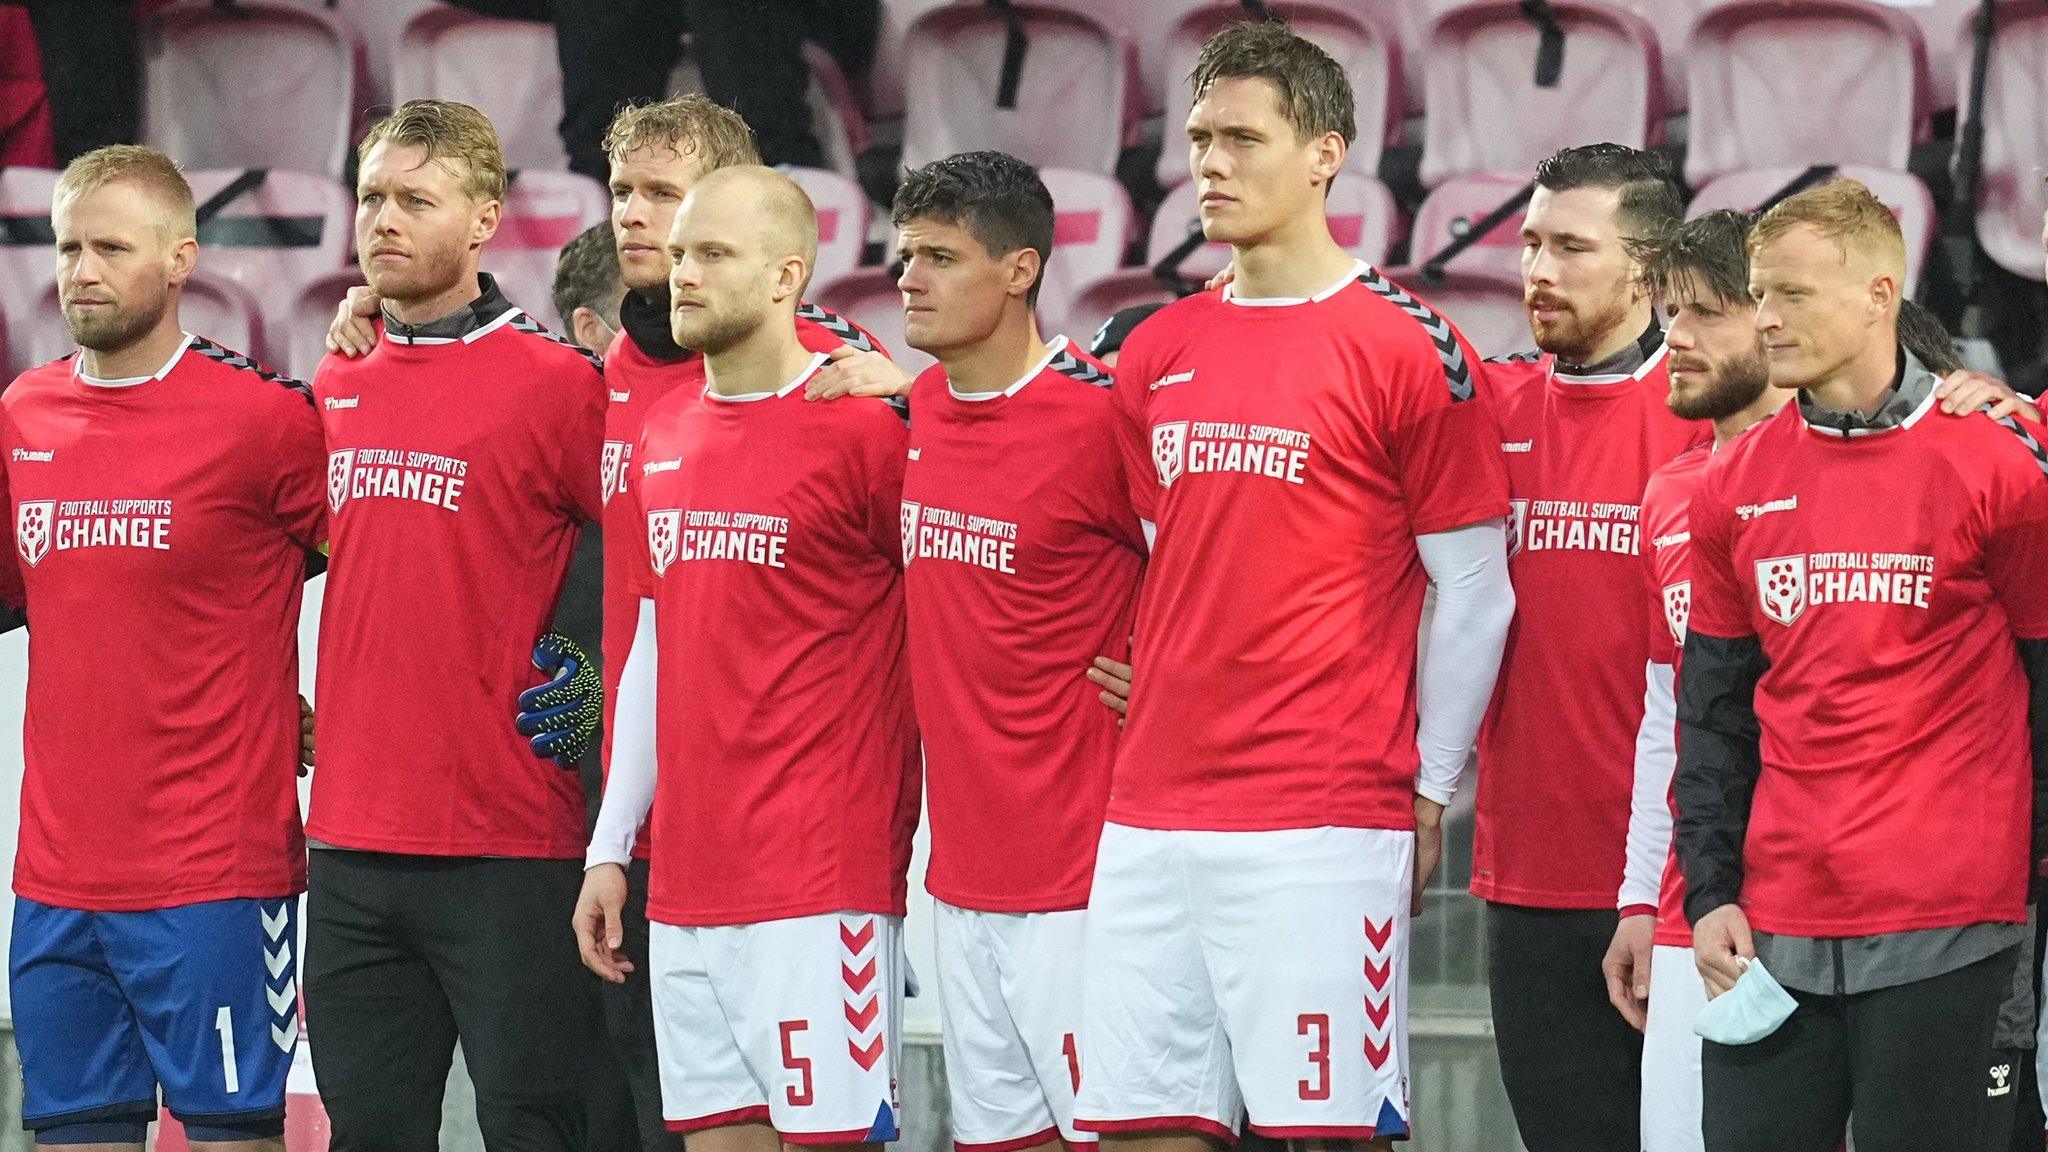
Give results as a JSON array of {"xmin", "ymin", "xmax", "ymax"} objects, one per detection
[{"xmin": 10, "ymin": 895, "xmax": 299, "ymax": 1136}]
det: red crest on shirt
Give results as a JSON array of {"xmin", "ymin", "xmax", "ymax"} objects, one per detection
[
  {"xmin": 1663, "ymin": 580, "xmax": 1691, "ymax": 645},
  {"xmin": 602, "ymin": 440, "xmax": 628, "ymax": 506},
  {"xmin": 1755, "ymin": 555, "xmax": 1806, "ymax": 626},
  {"xmin": 326, "ymin": 450, "xmax": 354, "ymax": 514},
  {"xmin": 898, "ymin": 501, "xmax": 919, "ymax": 568},
  {"xmin": 1506, "ymin": 498, "xmax": 1527, "ymax": 558},
  {"xmin": 1152, "ymin": 421, "xmax": 1187, "ymax": 487},
  {"xmin": 647, "ymin": 509, "xmax": 679, "ymax": 577},
  {"xmin": 16, "ymin": 500, "xmax": 52, "ymax": 567}
]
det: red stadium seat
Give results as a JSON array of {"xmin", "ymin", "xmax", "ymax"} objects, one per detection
[
  {"xmin": 393, "ymin": 6, "xmax": 567, "ymax": 171},
  {"xmin": 0, "ymin": 166, "xmax": 58, "ymax": 373},
  {"xmin": 185, "ymin": 168, "xmax": 355, "ymax": 353},
  {"xmin": 1420, "ymin": 0, "xmax": 1665, "ymax": 188},
  {"xmin": 1958, "ymin": 0, "xmax": 2048, "ymax": 281},
  {"xmin": 1688, "ymin": 166, "xmax": 1937, "ymax": 291},
  {"xmin": 479, "ymin": 170, "xmax": 610, "ymax": 331},
  {"xmin": 1378, "ymin": 268, "xmax": 1532, "ymax": 360},
  {"xmin": 785, "ymin": 167, "xmax": 873, "ymax": 293},
  {"xmin": 287, "ymin": 268, "xmax": 364, "ymax": 383},
  {"xmin": 1144, "ymin": 177, "xmax": 1401, "ymax": 288},
  {"xmin": 811, "ymin": 269, "xmax": 935, "ymax": 377},
  {"xmin": 1684, "ymin": 0, "xmax": 1930, "ymax": 186},
  {"xmin": 142, "ymin": 1, "xmax": 362, "ymax": 178},
  {"xmin": 900, "ymin": 3, "xmax": 1132, "ymax": 175},
  {"xmin": 1037, "ymin": 169, "xmax": 1137, "ymax": 340},
  {"xmin": 1152, "ymin": 2, "xmax": 1403, "ymax": 189},
  {"xmin": 1405, "ymin": 172, "xmax": 1532, "ymax": 289}
]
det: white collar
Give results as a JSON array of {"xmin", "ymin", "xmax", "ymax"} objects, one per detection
[
  {"xmin": 704, "ymin": 350, "xmax": 830, "ymax": 404},
  {"xmin": 74, "ymin": 333, "xmax": 193, "ymax": 387},
  {"xmin": 1222, "ymin": 260, "xmax": 1370, "ymax": 308},
  {"xmin": 948, "ymin": 335, "xmax": 1068, "ymax": 402}
]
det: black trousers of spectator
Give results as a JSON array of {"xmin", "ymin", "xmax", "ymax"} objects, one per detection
[
  {"xmin": 1486, "ymin": 903, "xmax": 1643, "ymax": 1152},
  {"xmin": 550, "ymin": 0, "xmax": 688, "ymax": 182},
  {"xmin": 1702, "ymin": 946, "xmax": 2017, "ymax": 1152},
  {"xmin": 25, "ymin": 0, "xmax": 140, "ymax": 162},
  {"xmin": 601, "ymin": 858, "xmax": 682, "ymax": 1151},
  {"xmin": 305, "ymin": 851, "xmax": 607, "ymax": 1152}
]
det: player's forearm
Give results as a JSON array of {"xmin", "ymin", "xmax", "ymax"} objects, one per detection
[
  {"xmin": 1620, "ymin": 660, "xmax": 1677, "ymax": 912},
  {"xmin": 1413, "ymin": 519, "xmax": 1514, "ymax": 804},
  {"xmin": 587, "ymin": 599, "xmax": 658, "ymax": 868},
  {"xmin": 1674, "ymin": 630, "xmax": 1768, "ymax": 923}
]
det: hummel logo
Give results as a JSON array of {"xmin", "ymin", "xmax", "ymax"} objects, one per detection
[
  {"xmin": 1990, "ymin": 1063, "xmax": 2013, "ymax": 1096},
  {"xmin": 642, "ymin": 458, "xmax": 681, "ymax": 475},
  {"xmin": 1501, "ymin": 440, "xmax": 1533, "ymax": 453},
  {"xmin": 324, "ymin": 396, "xmax": 358, "ymax": 410},
  {"xmin": 1150, "ymin": 370, "xmax": 1194, "ymax": 391},
  {"xmin": 907, "ymin": 448, "xmax": 920, "ymax": 461},
  {"xmin": 1736, "ymin": 495, "xmax": 1798, "ymax": 521},
  {"xmin": 10, "ymin": 448, "xmax": 52, "ymax": 462},
  {"xmin": 609, "ymin": 390, "xmax": 631, "ymax": 403}
]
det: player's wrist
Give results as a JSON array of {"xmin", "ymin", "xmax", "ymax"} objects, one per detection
[{"xmin": 1412, "ymin": 793, "xmax": 1446, "ymax": 827}]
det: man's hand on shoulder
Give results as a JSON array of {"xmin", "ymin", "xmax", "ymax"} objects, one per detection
[
  {"xmin": 1935, "ymin": 370, "xmax": 2040, "ymax": 422},
  {"xmin": 326, "ymin": 286, "xmax": 382, "ymax": 358},
  {"xmin": 805, "ymin": 345, "xmax": 913, "ymax": 402}
]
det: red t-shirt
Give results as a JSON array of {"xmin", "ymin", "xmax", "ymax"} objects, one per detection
[
  {"xmin": 1, "ymin": 338, "xmax": 325, "ymax": 910},
  {"xmin": 1641, "ymin": 442, "xmax": 1710, "ymax": 948},
  {"xmin": 1109, "ymin": 266, "xmax": 1510, "ymax": 832},
  {"xmin": 598, "ymin": 305, "xmax": 882, "ymax": 861},
  {"xmin": 309, "ymin": 311, "xmax": 606, "ymax": 858},
  {"xmin": 1687, "ymin": 398, "xmax": 2048, "ymax": 936},
  {"xmin": 902, "ymin": 338, "xmax": 1145, "ymax": 912},
  {"xmin": 632, "ymin": 353, "xmax": 917, "ymax": 926},
  {"xmin": 1472, "ymin": 349, "xmax": 1706, "ymax": 908}
]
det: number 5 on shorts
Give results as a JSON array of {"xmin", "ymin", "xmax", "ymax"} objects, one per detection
[{"xmin": 781, "ymin": 1020, "xmax": 814, "ymax": 1107}]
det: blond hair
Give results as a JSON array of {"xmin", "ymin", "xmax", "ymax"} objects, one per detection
[
  {"xmin": 602, "ymin": 95, "xmax": 761, "ymax": 172},
  {"xmin": 356, "ymin": 99, "xmax": 508, "ymax": 203},
  {"xmin": 1748, "ymin": 178, "xmax": 1906, "ymax": 278},
  {"xmin": 54, "ymin": 145, "xmax": 197, "ymax": 241}
]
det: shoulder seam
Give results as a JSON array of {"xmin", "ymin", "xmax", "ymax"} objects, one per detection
[
  {"xmin": 1353, "ymin": 269, "xmax": 1476, "ymax": 402},
  {"xmin": 1047, "ymin": 346, "xmax": 1111, "ymax": 388},
  {"xmin": 1992, "ymin": 413, "xmax": 2048, "ymax": 481},
  {"xmin": 187, "ymin": 336, "xmax": 313, "ymax": 405},
  {"xmin": 507, "ymin": 311, "xmax": 605, "ymax": 373},
  {"xmin": 796, "ymin": 302, "xmax": 876, "ymax": 353}
]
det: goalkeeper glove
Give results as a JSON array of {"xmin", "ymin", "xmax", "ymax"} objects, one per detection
[{"xmin": 518, "ymin": 632, "xmax": 602, "ymax": 769}]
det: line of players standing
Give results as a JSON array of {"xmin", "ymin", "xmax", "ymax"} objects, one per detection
[{"xmin": 4, "ymin": 16, "xmax": 2048, "ymax": 1152}]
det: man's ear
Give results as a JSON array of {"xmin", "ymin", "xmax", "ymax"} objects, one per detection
[
  {"xmin": 472, "ymin": 198, "xmax": 502, "ymax": 248},
  {"xmin": 1008, "ymin": 247, "xmax": 1043, "ymax": 301}
]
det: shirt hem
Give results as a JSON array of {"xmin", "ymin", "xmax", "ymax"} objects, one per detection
[
  {"xmin": 1103, "ymin": 808, "xmax": 1415, "ymax": 833},
  {"xmin": 647, "ymin": 895, "xmax": 909, "ymax": 927},
  {"xmin": 1747, "ymin": 909, "xmax": 2030, "ymax": 937},
  {"xmin": 1469, "ymin": 880, "xmax": 1616, "ymax": 909},
  {"xmin": 923, "ymin": 883, "xmax": 1090, "ymax": 914},
  {"xmin": 12, "ymin": 878, "xmax": 307, "ymax": 913},
  {"xmin": 303, "ymin": 826, "xmax": 586, "ymax": 859}
]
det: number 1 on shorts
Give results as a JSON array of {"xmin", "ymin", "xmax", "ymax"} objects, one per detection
[{"xmin": 215, "ymin": 1005, "xmax": 240, "ymax": 1094}]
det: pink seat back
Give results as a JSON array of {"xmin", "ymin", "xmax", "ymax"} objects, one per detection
[
  {"xmin": 1383, "ymin": 267, "xmax": 1532, "ymax": 360},
  {"xmin": 143, "ymin": 1, "xmax": 361, "ymax": 178},
  {"xmin": 479, "ymin": 171, "xmax": 610, "ymax": 330},
  {"xmin": 1960, "ymin": 0, "xmax": 2048, "ymax": 281},
  {"xmin": 813, "ymin": 269, "xmax": 934, "ymax": 377},
  {"xmin": 786, "ymin": 167, "xmax": 873, "ymax": 292},
  {"xmin": 1039, "ymin": 169, "xmax": 1136, "ymax": 332},
  {"xmin": 394, "ymin": 7, "xmax": 567, "ymax": 171},
  {"xmin": 1406, "ymin": 172, "xmax": 1532, "ymax": 287},
  {"xmin": 1688, "ymin": 166, "xmax": 1936, "ymax": 291}
]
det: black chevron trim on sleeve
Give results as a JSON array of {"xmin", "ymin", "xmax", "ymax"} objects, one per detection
[
  {"xmin": 509, "ymin": 311, "xmax": 605, "ymax": 373},
  {"xmin": 1485, "ymin": 350, "xmax": 1545, "ymax": 364},
  {"xmin": 881, "ymin": 394, "xmax": 910, "ymax": 425},
  {"xmin": 796, "ymin": 302, "xmax": 877, "ymax": 353},
  {"xmin": 188, "ymin": 335, "xmax": 313, "ymax": 404},
  {"xmin": 1994, "ymin": 413, "xmax": 2048, "ymax": 481},
  {"xmin": 1048, "ymin": 347, "xmax": 1110, "ymax": 388},
  {"xmin": 1354, "ymin": 269, "xmax": 1475, "ymax": 402}
]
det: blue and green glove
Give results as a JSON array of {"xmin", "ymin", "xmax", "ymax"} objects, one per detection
[{"xmin": 517, "ymin": 632, "xmax": 602, "ymax": 768}]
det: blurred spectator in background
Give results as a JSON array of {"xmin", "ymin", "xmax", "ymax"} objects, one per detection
[
  {"xmin": 553, "ymin": 220, "xmax": 625, "ymax": 353},
  {"xmin": 20, "ymin": 0, "xmax": 168, "ymax": 163},
  {"xmin": 0, "ymin": 2, "xmax": 54, "ymax": 167}
]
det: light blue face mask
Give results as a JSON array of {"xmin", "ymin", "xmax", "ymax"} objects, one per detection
[{"xmin": 1693, "ymin": 957, "xmax": 1799, "ymax": 1045}]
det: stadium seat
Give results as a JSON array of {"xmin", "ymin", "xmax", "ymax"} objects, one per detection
[
  {"xmin": 785, "ymin": 167, "xmax": 873, "ymax": 292},
  {"xmin": 1060, "ymin": 274, "xmax": 1179, "ymax": 353},
  {"xmin": 1405, "ymin": 172, "xmax": 1532, "ymax": 289},
  {"xmin": 142, "ymin": 0, "xmax": 361, "ymax": 179},
  {"xmin": 811, "ymin": 269, "xmax": 935, "ymax": 378},
  {"xmin": 288, "ymin": 268, "xmax": 363, "ymax": 383},
  {"xmin": 872, "ymin": 0, "xmax": 965, "ymax": 119},
  {"xmin": 1958, "ymin": 0, "xmax": 2048, "ymax": 281},
  {"xmin": 1894, "ymin": 0, "xmax": 1981, "ymax": 110},
  {"xmin": 899, "ymin": 3, "xmax": 1132, "ymax": 175},
  {"xmin": 1037, "ymin": 170, "xmax": 1137, "ymax": 341},
  {"xmin": 11, "ymin": 271, "xmax": 268, "ymax": 375},
  {"xmin": 1152, "ymin": 2, "xmax": 1402, "ymax": 189},
  {"xmin": 1616, "ymin": 0, "xmax": 1705, "ymax": 111},
  {"xmin": 1685, "ymin": 0, "xmax": 1930, "ymax": 187},
  {"xmin": 185, "ymin": 168, "xmax": 354, "ymax": 347},
  {"xmin": 1379, "ymin": 267, "xmax": 1532, "ymax": 359},
  {"xmin": 1420, "ymin": 0, "xmax": 1665, "ymax": 188},
  {"xmin": 393, "ymin": 5, "xmax": 568, "ymax": 171},
  {"xmin": 1144, "ymin": 177, "xmax": 1401, "ymax": 289},
  {"xmin": 329, "ymin": 0, "xmax": 442, "ymax": 110},
  {"xmin": 1688, "ymin": 165, "xmax": 1936, "ymax": 291},
  {"xmin": 0, "ymin": 167, "xmax": 58, "ymax": 368},
  {"xmin": 480, "ymin": 170, "xmax": 610, "ymax": 331}
]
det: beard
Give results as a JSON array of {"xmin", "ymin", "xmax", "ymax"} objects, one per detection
[
  {"xmin": 672, "ymin": 295, "xmax": 766, "ymax": 355},
  {"xmin": 1528, "ymin": 290, "xmax": 1634, "ymax": 365},
  {"xmin": 62, "ymin": 287, "xmax": 167, "ymax": 353},
  {"xmin": 363, "ymin": 237, "xmax": 470, "ymax": 309},
  {"xmin": 1669, "ymin": 347, "xmax": 1772, "ymax": 421}
]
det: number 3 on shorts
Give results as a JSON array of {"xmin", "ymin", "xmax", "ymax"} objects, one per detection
[{"xmin": 1297, "ymin": 1013, "xmax": 1330, "ymax": 1101}]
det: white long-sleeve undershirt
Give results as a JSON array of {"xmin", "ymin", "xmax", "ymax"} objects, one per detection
[
  {"xmin": 1414, "ymin": 519, "xmax": 1516, "ymax": 805},
  {"xmin": 586, "ymin": 598, "xmax": 658, "ymax": 869},
  {"xmin": 1619, "ymin": 659, "xmax": 1678, "ymax": 911}
]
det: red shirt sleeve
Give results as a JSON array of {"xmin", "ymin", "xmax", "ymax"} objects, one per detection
[
  {"xmin": 1683, "ymin": 464, "xmax": 1751, "ymax": 640},
  {"xmin": 1984, "ymin": 417, "xmax": 2048, "ymax": 640},
  {"xmin": 268, "ymin": 388, "xmax": 329, "ymax": 550},
  {"xmin": 553, "ymin": 358, "xmax": 608, "ymax": 524},
  {"xmin": 1386, "ymin": 327, "xmax": 1509, "ymax": 536},
  {"xmin": 0, "ymin": 436, "xmax": 22, "ymax": 613},
  {"xmin": 628, "ymin": 424, "xmax": 656, "ymax": 597},
  {"xmin": 1110, "ymin": 341, "xmax": 1159, "ymax": 525},
  {"xmin": 862, "ymin": 405, "xmax": 910, "ymax": 570}
]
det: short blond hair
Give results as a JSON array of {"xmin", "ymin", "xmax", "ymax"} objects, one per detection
[
  {"xmin": 602, "ymin": 95, "xmax": 761, "ymax": 172},
  {"xmin": 54, "ymin": 145, "xmax": 197, "ymax": 241},
  {"xmin": 1749, "ymin": 178, "xmax": 1906, "ymax": 278},
  {"xmin": 356, "ymin": 99, "xmax": 508, "ymax": 203}
]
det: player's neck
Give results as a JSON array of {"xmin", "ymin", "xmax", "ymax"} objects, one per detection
[
  {"xmin": 1229, "ymin": 226, "xmax": 1357, "ymax": 301},
  {"xmin": 1567, "ymin": 301, "xmax": 1659, "ymax": 372},
  {"xmin": 80, "ymin": 312, "xmax": 187, "ymax": 381},
  {"xmin": 1714, "ymin": 391, "xmax": 1792, "ymax": 447},
  {"xmin": 704, "ymin": 317, "xmax": 814, "ymax": 398},
  {"xmin": 1802, "ymin": 337, "xmax": 1899, "ymax": 416},
  {"xmin": 941, "ymin": 314, "xmax": 1047, "ymax": 396},
  {"xmin": 383, "ymin": 267, "xmax": 485, "ymax": 327}
]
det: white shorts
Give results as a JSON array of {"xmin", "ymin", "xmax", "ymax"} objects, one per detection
[
  {"xmin": 1074, "ymin": 823, "xmax": 1414, "ymax": 1143},
  {"xmin": 649, "ymin": 912, "xmax": 904, "ymax": 1144},
  {"xmin": 1642, "ymin": 944, "xmax": 1706, "ymax": 1152},
  {"xmin": 934, "ymin": 901, "xmax": 1093, "ymax": 1152}
]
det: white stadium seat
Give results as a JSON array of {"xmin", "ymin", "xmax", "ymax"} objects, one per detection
[
  {"xmin": 479, "ymin": 170, "xmax": 611, "ymax": 331},
  {"xmin": 1688, "ymin": 165, "xmax": 1937, "ymax": 291},
  {"xmin": 1956, "ymin": 0, "xmax": 2048, "ymax": 282},
  {"xmin": 393, "ymin": 6, "xmax": 568, "ymax": 172}
]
